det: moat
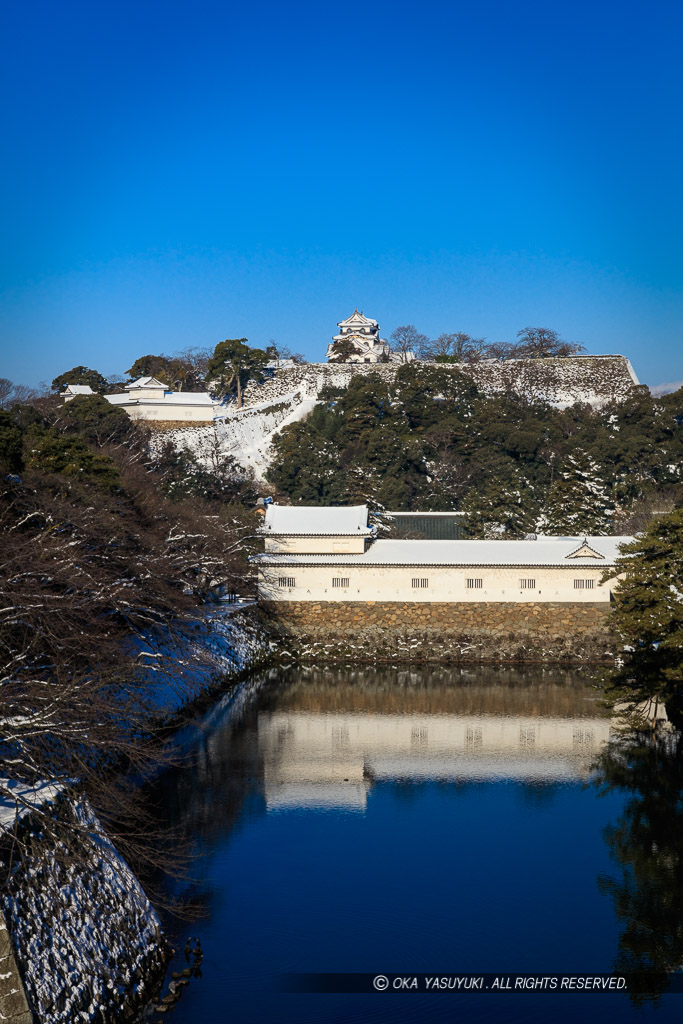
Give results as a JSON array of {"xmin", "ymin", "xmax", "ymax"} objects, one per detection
[{"xmin": 147, "ymin": 665, "xmax": 683, "ymax": 1023}]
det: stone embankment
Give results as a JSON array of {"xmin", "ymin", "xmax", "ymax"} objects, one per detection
[
  {"xmin": 0, "ymin": 789, "xmax": 168, "ymax": 1024},
  {"xmin": 143, "ymin": 357, "xmax": 643, "ymax": 481},
  {"xmin": 242, "ymin": 355, "xmax": 642, "ymax": 411},
  {"xmin": 0, "ymin": 606, "xmax": 275, "ymax": 1024},
  {"xmin": 261, "ymin": 600, "xmax": 614, "ymax": 663}
]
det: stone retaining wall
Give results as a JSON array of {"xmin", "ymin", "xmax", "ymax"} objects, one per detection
[
  {"xmin": 241, "ymin": 356, "xmax": 641, "ymax": 411},
  {"xmin": 0, "ymin": 913, "xmax": 32, "ymax": 1024},
  {"xmin": 261, "ymin": 600, "xmax": 615, "ymax": 663},
  {"xmin": 1, "ymin": 792, "xmax": 168, "ymax": 1024}
]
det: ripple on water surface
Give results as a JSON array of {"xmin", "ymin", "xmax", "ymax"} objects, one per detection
[{"xmin": 149, "ymin": 665, "xmax": 683, "ymax": 1024}]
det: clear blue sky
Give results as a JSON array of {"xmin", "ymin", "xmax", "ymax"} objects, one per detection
[{"xmin": 2, "ymin": 0, "xmax": 682, "ymax": 388}]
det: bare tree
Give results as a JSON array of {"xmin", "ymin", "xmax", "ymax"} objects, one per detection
[
  {"xmin": 484, "ymin": 341, "xmax": 515, "ymax": 361},
  {"xmin": 389, "ymin": 324, "xmax": 428, "ymax": 362},
  {"xmin": 0, "ymin": 378, "xmax": 40, "ymax": 408},
  {"xmin": 513, "ymin": 327, "xmax": 586, "ymax": 359},
  {"xmin": 422, "ymin": 332, "xmax": 487, "ymax": 362},
  {"xmin": 273, "ymin": 343, "xmax": 307, "ymax": 365},
  {"xmin": 175, "ymin": 345, "xmax": 212, "ymax": 382}
]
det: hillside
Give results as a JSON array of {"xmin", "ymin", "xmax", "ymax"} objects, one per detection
[
  {"xmin": 148, "ymin": 355, "xmax": 645, "ymax": 485},
  {"xmin": 262, "ymin": 362, "xmax": 682, "ymax": 533},
  {"xmin": 241, "ymin": 354, "xmax": 642, "ymax": 411}
]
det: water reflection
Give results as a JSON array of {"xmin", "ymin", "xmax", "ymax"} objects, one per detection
[
  {"xmin": 149, "ymin": 665, "xmax": 683, "ymax": 1024},
  {"xmin": 259, "ymin": 667, "xmax": 612, "ymax": 811},
  {"xmin": 594, "ymin": 728, "xmax": 683, "ymax": 1002}
]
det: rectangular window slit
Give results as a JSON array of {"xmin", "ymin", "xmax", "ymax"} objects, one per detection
[{"xmin": 466, "ymin": 578, "xmax": 483, "ymax": 589}]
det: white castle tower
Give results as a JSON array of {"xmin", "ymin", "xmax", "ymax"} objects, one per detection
[{"xmin": 326, "ymin": 309, "xmax": 391, "ymax": 363}]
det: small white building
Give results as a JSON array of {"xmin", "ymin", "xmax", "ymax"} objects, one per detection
[
  {"xmin": 259, "ymin": 503, "xmax": 374, "ymax": 554},
  {"xmin": 60, "ymin": 384, "xmax": 95, "ymax": 400},
  {"xmin": 255, "ymin": 504, "xmax": 632, "ymax": 604},
  {"xmin": 326, "ymin": 310, "xmax": 392, "ymax": 363},
  {"xmin": 61, "ymin": 376, "xmax": 218, "ymax": 423}
]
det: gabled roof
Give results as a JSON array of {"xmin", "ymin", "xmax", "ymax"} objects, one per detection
[
  {"xmin": 61, "ymin": 384, "xmax": 94, "ymax": 395},
  {"xmin": 260, "ymin": 504, "xmax": 372, "ymax": 536},
  {"xmin": 337, "ymin": 309, "xmax": 378, "ymax": 329},
  {"xmin": 565, "ymin": 540, "xmax": 606, "ymax": 559},
  {"xmin": 125, "ymin": 376, "xmax": 167, "ymax": 390}
]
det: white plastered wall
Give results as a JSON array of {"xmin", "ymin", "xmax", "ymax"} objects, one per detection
[
  {"xmin": 264, "ymin": 536, "xmax": 369, "ymax": 554},
  {"xmin": 122, "ymin": 404, "xmax": 215, "ymax": 422},
  {"xmin": 258, "ymin": 563, "xmax": 614, "ymax": 603}
]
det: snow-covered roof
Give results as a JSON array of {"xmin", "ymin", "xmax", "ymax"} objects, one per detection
[
  {"xmin": 125, "ymin": 376, "xmax": 167, "ymax": 390},
  {"xmin": 257, "ymin": 536, "xmax": 633, "ymax": 566},
  {"xmin": 106, "ymin": 391, "xmax": 215, "ymax": 406},
  {"xmin": 61, "ymin": 384, "xmax": 94, "ymax": 395},
  {"xmin": 337, "ymin": 309, "xmax": 378, "ymax": 329},
  {"xmin": 260, "ymin": 504, "xmax": 372, "ymax": 535}
]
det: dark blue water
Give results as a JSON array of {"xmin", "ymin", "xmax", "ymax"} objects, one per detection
[{"xmin": 148, "ymin": 665, "xmax": 683, "ymax": 1023}]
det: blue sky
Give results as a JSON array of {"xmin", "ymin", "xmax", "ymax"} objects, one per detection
[{"xmin": 1, "ymin": 0, "xmax": 682, "ymax": 388}]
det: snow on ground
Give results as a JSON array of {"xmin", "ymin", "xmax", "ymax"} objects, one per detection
[
  {"xmin": 133, "ymin": 605, "xmax": 275, "ymax": 718},
  {"xmin": 1, "ymin": 791, "xmax": 167, "ymax": 1024},
  {"xmin": 215, "ymin": 390, "xmax": 318, "ymax": 479},
  {"xmin": 148, "ymin": 389, "xmax": 318, "ymax": 480},
  {"xmin": 0, "ymin": 779, "xmax": 64, "ymax": 831},
  {"xmin": 149, "ymin": 358, "xmax": 642, "ymax": 481}
]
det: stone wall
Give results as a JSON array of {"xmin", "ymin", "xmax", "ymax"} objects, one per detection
[
  {"xmin": 261, "ymin": 600, "xmax": 615, "ymax": 663},
  {"xmin": 0, "ymin": 913, "xmax": 32, "ymax": 1024},
  {"xmin": 1, "ymin": 791, "xmax": 168, "ymax": 1024},
  {"xmin": 241, "ymin": 355, "xmax": 641, "ymax": 411}
]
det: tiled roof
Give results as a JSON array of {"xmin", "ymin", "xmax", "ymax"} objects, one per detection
[
  {"xmin": 256, "ymin": 536, "xmax": 633, "ymax": 566},
  {"xmin": 260, "ymin": 503, "xmax": 372, "ymax": 535},
  {"xmin": 106, "ymin": 391, "xmax": 214, "ymax": 405}
]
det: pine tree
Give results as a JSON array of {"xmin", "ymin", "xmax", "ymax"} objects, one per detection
[
  {"xmin": 206, "ymin": 339, "xmax": 269, "ymax": 407},
  {"xmin": 603, "ymin": 506, "xmax": 683, "ymax": 725},
  {"xmin": 461, "ymin": 462, "xmax": 539, "ymax": 537},
  {"xmin": 51, "ymin": 366, "xmax": 110, "ymax": 395},
  {"xmin": 539, "ymin": 449, "xmax": 613, "ymax": 534}
]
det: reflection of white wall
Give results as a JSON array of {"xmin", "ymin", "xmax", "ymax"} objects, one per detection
[{"xmin": 259, "ymin": 713, "xmax": 612, "ymax": 811}]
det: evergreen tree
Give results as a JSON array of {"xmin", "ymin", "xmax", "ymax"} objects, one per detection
[
  {"xmin": 56, "ymin": 394, "xmax": 139, "ymax": 448},
  {"xmin": 603, "ymin": 507, "xmax": 683, "ymax": 724},
  {"xmin": 327, "ymin": 337, "xmax": 360, "ymax": 363},
  {"xmin": 206, "ymin": 339, "xmax": 269, "ymax": 407},
  {"xmin": 0, "ymin": 410, "xmax": 24, "ymax": 473},
  {"xmin": 461, "ymin": 462, "xmax": 539, "ymax": 537},
  {"xmin": 539, "ymin": 449, "xmax": 613, "ymax": 534},
  {"xmin": 51, "ymin": 366, "xmax": 109, "ymax": 395},
  {"xmin": 24, "ymin": 425, "xmax": 120, "ymax": 490}
]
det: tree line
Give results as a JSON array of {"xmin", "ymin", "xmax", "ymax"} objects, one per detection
[
  {"xmin": 14, "ymin": 323, "xmax": 587, "ymax": 419},
  {"xmin": 0, "ymin": 390, "xmax": 260, "ymax": 883},
  {"xmin": 329, "ymin": 324, "xmax": 586, "ymax": 363},
  {"xmin": 266, "ymin": 363, "xmax": 683, "ymax": 536}
]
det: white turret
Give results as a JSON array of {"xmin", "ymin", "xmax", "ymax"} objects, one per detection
[{"xmin": 326, "ymin": 309, "xmax": 391, "ymax": 363}]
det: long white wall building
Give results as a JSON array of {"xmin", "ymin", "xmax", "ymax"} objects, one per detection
[{"xmin": 255, "ymin": 504, "xmax": 631, "ymax": 605}]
